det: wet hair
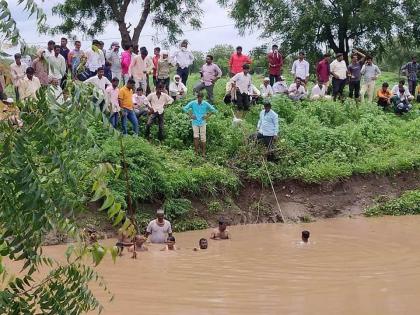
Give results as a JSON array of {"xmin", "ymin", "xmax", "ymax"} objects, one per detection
[
  {"xmin": 111, "ymin": 77, "xmax": 120, "ymax": 83},
  {"xmin": 167, "ymin": 236, "xmax": 176, "ymax": 242},
  {"xmin": 302, "ymin": 230, "xmax": 310, "ymax": 239},
  {"xmin": 97, "ymin": 67, "xmax": 104, "ymax": 72},
  {"xmin": 26, "ymin": 67, "xmax": 34, "ymax": 74},
  {"xmin": 199, "ymin": 238, "xmax": 207, "ymax": 244},
  {"xmin": 54, "ymin": 45, "xmax": 60, "ymax": 50},
  {"xmin": 399, "ymin": 79, "xmax": 405, "ymax": 85},
  {"xmin": 48, "ymin": 40, "xmax": 55, "ymax": 46},
  {"xmin": 127, "ymin": 79, "xmax": 136, "ymax": 85},
  {"xmin": 136, "ymin": 87, "xmax": 144, "ymax": 92},
  {"xmin": 382, "ymin": 82, "xmax": 389, "ymax": 88},
  {"xmin": 218, "ymin": 217, "xmax": 226, "ymax": 225},
  {"xmin": 206, "ymin": 54, "xmax": 214, "ymax": 60},
  {"xmin": 242, "ymin": 63, "xmax": 250, "ymax": 70},
  {"xmin": 236, "ymin": 46, "xmax": 242, "ymax": 50}
]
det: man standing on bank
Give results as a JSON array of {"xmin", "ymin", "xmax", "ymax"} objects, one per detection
[
  {"xmin": 183, "ymin": 92, "xmax": 218, "ymax": 158},
  {"xmin": 267, "ymin": 45, "xmax": 283, "ymax": 86},
  {"xmin": 194, "ymin": 55, "xmax": 222, "ymax": 104},
  {"xmin": 172, "ymin": 40, "xmax": 195, "ymax": 85}
]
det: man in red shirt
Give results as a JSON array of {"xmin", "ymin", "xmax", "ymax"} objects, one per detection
[
  {"xmin": 229, "ymin": 46, "xmax": 251, "ymax": 77},
  {"xmin": 316, "ymin": 53, "xmax": 331, "ymax": 88},
  {"xmin": 267, "ymin": 44, "xmax": 283, "ymax": 86},
  {"xmin": 152, "ymin": 47, "xmax": 161, "ymax": 88}
]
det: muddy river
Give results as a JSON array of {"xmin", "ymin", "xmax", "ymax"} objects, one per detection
[{"xmin": 38, "ymin": 216, "xmax": 420, "ymax": 314}]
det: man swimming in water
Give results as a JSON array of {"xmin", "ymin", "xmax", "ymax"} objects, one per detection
[
  {"xmin": 210, "ymin": 218, "xmax": 230, "ymax": 240},
  {"xmin": 194, "ymin": 238, "xmax": 208, "ymax": 251},
  {"xmin": 128, "ymin": 235, "xmax": 148, "ymax": 252},
  {"xmin": 161, "ymin": 236, "xmax": 178, "ymax": 251},
  {"xmin": 301, "ymin": 230, "xmax": 310, "ymax": 243}
]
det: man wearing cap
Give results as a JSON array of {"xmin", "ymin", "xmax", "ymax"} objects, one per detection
[
  {"xmin": 145, "ymin": 209, "xmax": 173, "ymax": 244},
  {"xmin": 193, "ymin": 55, "xmax": 222, "ymax": 104},
  {"xmin": 169, "ymin": 75, "xmax": 187, "ymax": 100},
  {"xmin": 106, "ymin": 42, "xmax": 122, "ymax": 80},
  {"xmin": 260, "ymin": 77, "xmax": 274, "ymax": 98},
  {"xmin": 267, "ymin": 45, "xmax": 283, "ymax": 86},
  {"xmin": 18, "ymin": 67, "xmax": 41, "ymax": 101},
  {"xmin": 172, "ymin": 40, "xmax": 195, "ymax": 85},
  {"xmin": 291, "ymin": 52, "xmax": 310, "ymax": 84},
  {"xmin": 330, "ymin": 53, "xmax": 348, "ymax": 101},
  {"xmin": 10, "ymin": 53, "xmax": 27, "ymax": 100},
  {"xmin": 272, "ymin": 76, "xmax": 288, "ymax": 94}
]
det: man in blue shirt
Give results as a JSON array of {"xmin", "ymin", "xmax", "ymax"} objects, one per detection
[
  {"xmin": 183, "ymin": 92, "xmax": 217, "ymax": 157},
  {"xmin": 256, "ymin": 100, "xmax": 279, "ymax": 149}
]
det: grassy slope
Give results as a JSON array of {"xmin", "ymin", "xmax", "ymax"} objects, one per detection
[{"xmin": 365, "ymin": 190, "xmax": 420, "ymax": 216}]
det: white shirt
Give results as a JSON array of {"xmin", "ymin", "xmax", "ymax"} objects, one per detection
[
  {"xmin": 169, "ymin": 81, "xmax": 187, "ymax": 96},
  {"xmin": 291, "ymin": 59, "xmax": 310, "ymax": 80},
  {"xmin": 105, "ymin": 86, "xmax": 120, "ymax": 113},
  {"xmin": 47, "ymin": 54, "xmax": 67, "ymax": 80},
  {"xmin": 146, "ymin": 92, "xmax": 174, "ymax": 114},
  {"xmin": 18, "ymin": 76, "xmax": 41, "ymax": 100},
  {"xmin": 260, "ymin": 84, "xmax": 274, "ymax": 98},
  {"xmin": 172, "ymin": 49, "xmax": 194, "ymax": 69},
  {"xmin": 146, "ymin": 219, "xmax": 172, "ymax": 244},
  {"xmin": 230, "ymin": 72, "xmax": 253, "ymax": 94},
  {"xmin": 84, "ymin": 75, "xmax": 111, "ymax": 95},
  {"xmin": 391, "ymin": 85, "xmax": 411, "ymax": 96},
  {"xmin": 85, "ymin": 48, "xmax": 105, "ymax": 72},
  {"xmin": 330, "ymin": 59, "xmax": 347, "ymax": 79},
  {"xmin": 273, "ymin": 81, "xmax": 288, "ymax": 94},
  {"xmin": 132, "ymin": 94, "xmax": 149, "ymax": 108},
  {"xmin": 311, "ymin": 84, "xmax": 326, "ymax": 97},
  {"xmin": 393, "ymin": 87, "xmax": 412, "ymax": 100},
  {"xmin": 10, "ymin": 62, "xmax": 27, "ymax": 86},
  {"xmin": 128, "ymin": 55, "xmax": 153, "ymax": 81},
  {"xmin": 288, "ymin": 83, "xmax": 306, "ymax": 96}
]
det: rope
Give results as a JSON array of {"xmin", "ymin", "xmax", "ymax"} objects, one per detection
[{"xmin": 261, "ymin": 157, "xmax": 286, "ymax": 223}]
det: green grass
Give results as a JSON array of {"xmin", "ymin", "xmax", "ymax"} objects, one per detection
[{"xmin": 365, "ymin": 190, "xmax": 420, "ymax": 216}]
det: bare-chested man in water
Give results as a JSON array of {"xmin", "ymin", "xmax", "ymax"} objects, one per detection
[{"xmin": 210, "ymin": 219, "xmax": 230, "ymax": 240}]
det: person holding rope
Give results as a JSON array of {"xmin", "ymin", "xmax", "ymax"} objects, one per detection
[{"xmin": 251, "ymin": 100, "xmax": 279, "ymax": 155}]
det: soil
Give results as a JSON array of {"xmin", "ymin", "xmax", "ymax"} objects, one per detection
[{"xmin": 44, "ymin": 170, "xmax": 420, "ymax": 245}]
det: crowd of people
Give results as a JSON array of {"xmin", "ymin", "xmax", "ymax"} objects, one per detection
[{"xmin": 1, "ymin": 37, "xmax": 419, "ymax": 156}]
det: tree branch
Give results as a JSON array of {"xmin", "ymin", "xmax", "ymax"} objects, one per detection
[{"xmin": 132, "ymin": 0, "xmax": 151, "ymax": 45}]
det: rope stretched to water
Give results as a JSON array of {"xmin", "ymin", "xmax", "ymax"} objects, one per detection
[{"xmin": 262, "ymin": 156, "xmax": 286, "ymax": 223}]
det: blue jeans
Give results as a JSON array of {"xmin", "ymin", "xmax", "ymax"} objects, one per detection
[
  {"xmin": 121, "ymin": 109, "xmax": 139, "ymax": 135},
  {"xmin": 110, "ymin": 112, "xmax": 119, "ymax": 129}
]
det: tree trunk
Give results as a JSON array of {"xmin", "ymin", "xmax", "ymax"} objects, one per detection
[
  {"xmin": 131, "ymin": 0, "xmax": 151, "ymax": 46},
  {"xmin": 118, "ymin": 21, "xmax": 132, "ymax": 47}
]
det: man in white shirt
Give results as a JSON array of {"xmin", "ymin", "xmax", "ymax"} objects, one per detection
[
  {"xmin": 145, "ymin": 209, "xmax": 173, "ymax": 244},
  {"xmin": 172, "ymin": 39, "xmax": 194, "ymax": 85},
  {"xmin": 330, "ymin": 53, "xmax": 348, "ymax": 101},
  {"xmin": 230, "ymin": 64, "xmax": 253, "ymax": 110},
  {"xmin": 169, "ymin": 74, "xmax": 188, "ymax": 100},
  {"xmin": 392, "ymin": 86, "xmax": 413, "ymax": 114},
  {"xmin": 260, "ymin": 77, "xmax": 274, "ymax": 98},
  {"xmin": 48, "ymin": 45, "xmax": 67, "ymax": 89},
  {"xmin": 106, "ymin": 42, "xmax": 121, "ymax": 80},
  {"xmin": 288, "ymin": 78, "xmax": 307, "ymax": 101},
  {"xmin": 273, "ymin": 76, "xmax": 288, "ymax": 94},
  {"xmin": 145, "ymin": 84, "xmax": 174, "ymax": 141},
  {"xmin": 391, "ymin": 80, "xmax": 414, "ymax": 101},
  {"xmin": 291, "ymin": 52, "xmax": 310, "ymax": 84},
  {"xmin": 10, "ymin": 53, "xmax": 27, "ymax": 100},
  {"xmin": 45, "ymin": 40, "xmax": 55, "ymax": 59},
  {"xmin": 360, "ymin": 56, "xmax": 381, "ymax": 103},
  {"xmin": 18, "ymin": 67, "xmax": 41, "ymax": 101},
  {"xmin": 84, "ymin": 39, "xmax": 105, "ymax": 78},
  {"xmin": 84, "ymin": 67, "xmax": 111, "ymax": 111},
  {"xmin": 311, "ymin": 81, "xmax": 332, "ymax": 100},
  {"xmin": 128, "ymin": 46, "xmax": 153, "ymax": 91}
]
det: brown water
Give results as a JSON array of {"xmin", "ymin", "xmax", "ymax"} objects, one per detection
[{"xmin": 39, "ymin": 217, "xmax": 420, "ymax": 314}]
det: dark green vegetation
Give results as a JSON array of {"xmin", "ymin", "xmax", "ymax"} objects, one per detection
[{"xmin": 365, "ymin": 190, "xmax": 420, "ymax": 216}]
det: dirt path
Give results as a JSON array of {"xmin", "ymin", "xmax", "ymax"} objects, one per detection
[{"xmin": 233, "ymin": 171, "xmax": 420, "ymax": 223}]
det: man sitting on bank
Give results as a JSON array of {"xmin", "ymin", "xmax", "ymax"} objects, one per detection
[
  {"xmin": 310, "ymin": 80, "xmax": 332, "ymax": 101},
  {"xmin": 288, "ymin": 77, "xmax": 306, "ymax": 101}
]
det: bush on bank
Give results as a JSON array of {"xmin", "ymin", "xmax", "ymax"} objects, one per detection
[{"xmin": 365, "ymin": 190, "xmax": 420, "ymax": 216}]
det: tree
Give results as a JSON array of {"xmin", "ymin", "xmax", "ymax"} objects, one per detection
[
  {"xmin": 218, "ymin": 0, "xmax": 420, "ymax": 61},
  {"xmin": 49, "ymin": 0, "xmax": 203, "ymax": 46},
  {"xmin": 207, "ymin": 44, "xmax": 235, "ymax": 75}
]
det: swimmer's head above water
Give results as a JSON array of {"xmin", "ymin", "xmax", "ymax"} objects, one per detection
[
  {"xmin": 199, "ymin": 238, "xmax": 208, "ymax": 249},
  {"xmin": 302, "ymin": 230, "xmax": 310, "ymax": 243}
]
